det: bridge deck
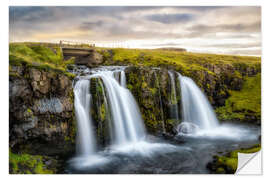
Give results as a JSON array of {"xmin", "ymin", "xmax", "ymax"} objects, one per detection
[{"xmin": 61, "ymin": 47, "xmax": 94, "ymax": 56}]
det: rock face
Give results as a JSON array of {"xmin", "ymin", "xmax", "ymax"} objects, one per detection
[
  {"xmin": 125, "ymin": 66, "xmax": 179, "ymax": 136},
  {"xmin": 9, "ymin": 65, "xmax": 76, "ymax": 158}
]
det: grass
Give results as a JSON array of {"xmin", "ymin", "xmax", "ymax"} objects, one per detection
[
  {"xmin": 9, "ymin": 150, "xmax": 54, "ymax": 174},
  {"xmin": 213, "ymin": 144, "xmax": 261, "ymax": 173},
  {"xmin": 98, "ymin": 48, "xmax": 260, "ymax": 74},
  {"xmin": 216, "ymin": 73, "xmax": 261, "ymax": 121},
  {"xmin": 9, "ymin": 43, "xmax": 75, "ymax": 78}
]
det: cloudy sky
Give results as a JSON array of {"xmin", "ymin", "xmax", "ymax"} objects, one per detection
[{"xmin": 9, "ymin": 6, "xmax": 261, "ymax": 56}]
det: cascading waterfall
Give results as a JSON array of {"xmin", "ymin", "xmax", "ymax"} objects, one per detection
[
  {"xmin": 92, "ymin": 70, "xmax": 146, "ymax": 145},
  {"xmin": 165, "ymin": 71, "xmax": 258, "ymax": 140},
  {"xmin": 120, "ymin": 70, "xmax": 126, "ymax": 88},
  {"xmin": 176, "ymin": 72, "xmax": 219, "ymax": 134},
  {"xmin": 74, "ymin": 67, "xmax": 146, "ymax": 153},
  {"xmin": 71, "ymin": 67, "xmax": 149, "ymax": 169},
  {"xmin": 73, "ymin": 80, "xmax": 96, "ymax": 156}
]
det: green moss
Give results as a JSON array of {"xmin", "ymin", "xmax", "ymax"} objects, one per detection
[
  {"xmin": 127, "ymin": 84, "xmax": 133, "ymax": 90},
  {"xmin": 27, "ymin": 108, "xmax": 32, "ymax": 113},
  {"xmin": 9, "ymin": 150, "xmax": 55, "ymax": 174},
  {"xmin": 100, "ymin": 103, "xmax": 106, "ymax": 120},
  {"xmin": 216, "ymin": 156, "xmax": 238, "ymax": 172},
  {"xmin": 142, "ymin": 82, "xmax": 148, "ymax": 89},
  {"xmin": 216, "ymin": 73, "xmax": 261, "ymax": 122},
  {"xmin": 149, "ymin": 87, "xmax": 157, "ymax": 95},
  {"xmin": 216, "ymin": 167, "xmax": 226, "ymax": 174}
]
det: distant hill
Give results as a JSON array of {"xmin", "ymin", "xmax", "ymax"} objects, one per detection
[{"xmin": 156, "ymin": 47, "xmax": 187, "ymax": 52}]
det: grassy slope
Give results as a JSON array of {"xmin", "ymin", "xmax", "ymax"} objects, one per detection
[
  {"xmin": 216, "ymin": 73, "xmax": 261, "ymax": 122},
  {"xmin": 9, "ymin": 43, "xmax": 75, "ymax": 78},
  {"xmin": 99, "ymin": 48, "xmax": 260, "ymax": 73}
]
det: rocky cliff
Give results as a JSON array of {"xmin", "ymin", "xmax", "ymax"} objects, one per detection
[{"xmin": 9, "ymin": 64, "xmax": 76, "ymax": 173}]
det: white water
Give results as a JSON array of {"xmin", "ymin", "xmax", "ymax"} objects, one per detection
[
  {"xmin": 91, "ymin": 70, "xmax": 146, "ymax": 145},
  {"xmin": 177, "ymin": 73, "xmax": 219, "ymax": 130},
  {"xmin": 74, "ymin": 79, "xmax": 96, "ymax": 156},
  {"xmin": 176, "ymin": 73, "xmax": 258, "ymax": 141},
  {"xmin": 120, "ymin": 70, "xmax": 126, "ymax": 88},
  {"xmin": 75, "ymin": 68, "xmax": 146, "ymax": 149}
]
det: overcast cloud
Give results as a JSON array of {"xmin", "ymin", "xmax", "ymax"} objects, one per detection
[{"xmin": 9, "ymin": 6, "xmax": 261, "ymax": 56}]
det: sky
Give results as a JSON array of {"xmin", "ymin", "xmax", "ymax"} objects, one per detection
[{"xmin": 9, "ymin": 6, "xmax": 261, "ymax": 56}]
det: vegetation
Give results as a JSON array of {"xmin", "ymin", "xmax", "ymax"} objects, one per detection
[
  {"xmin": 9, "ymin": 42, "xmax": 75, "ymax": 78},
  {"xmin": 9, "ymin": 150, "xmax": 56, "ymax": 174},
  {"xmin": 216, "ymin": 73, "xmax": 261, "ymax": 122},
  {"xmin": 210, "ymin": 144, "xmax": 261, "ymax": 174},
  {"xmin": 98, "ymin": 48, "xmax": 260, "ymax": 73}
]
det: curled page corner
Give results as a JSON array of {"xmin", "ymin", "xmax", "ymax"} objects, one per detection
[{"xmin": 235, "ymin": 150, "xmax": 262, "ymax": 175}]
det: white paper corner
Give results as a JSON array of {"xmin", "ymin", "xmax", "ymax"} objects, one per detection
[{"xmin": 236, "ymin": 150, "xmax": 262, "ymax": 175}]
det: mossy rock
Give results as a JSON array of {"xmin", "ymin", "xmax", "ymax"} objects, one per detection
[{"xmin": 9, "ymin": 150, "xmax": 59, "ymax": 174}]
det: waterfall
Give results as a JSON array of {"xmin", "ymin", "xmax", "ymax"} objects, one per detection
[
  {"xmin": 74, "ymin": 79, "xmax": 96, "ymax": 156},
  {"xmin": 176, "ymin": 73, "xmax": 219, "ymax": 132},
  {"xmin": 112, "ymin": 70, "xmax": 126, "ymax": 88},
  {"xmin": 74, "ymin": 67, "xmax": 146, "ymax": 152},
  {"xmin": 120, "ymin": 70, "xmax": 126, "ymax": 88},
  {"xmin": 168, "ymin": 71, "xmax": 179, "ymax": 120},
  {"xmin": 93, "ymin": 70, "xmax": 146, "ymax": 145}
]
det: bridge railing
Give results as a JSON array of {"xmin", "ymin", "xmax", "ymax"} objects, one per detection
[{"xmin": 60, "ymin": 40, "xmax": 95, "ymax": 49}]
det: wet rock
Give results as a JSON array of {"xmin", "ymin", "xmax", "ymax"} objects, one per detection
[{"xmin": 125, "ymin": 66, "xmax": 175, "ymax": 136}]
